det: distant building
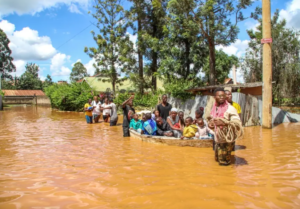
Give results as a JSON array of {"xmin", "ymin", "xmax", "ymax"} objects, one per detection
[{"xmin": 57, "ymin": 80, "xmax": 67, "ymax": 85}]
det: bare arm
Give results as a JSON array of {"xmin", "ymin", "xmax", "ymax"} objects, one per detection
[
  {"xmin": 167, "ymin": 118, "xmax": 181, "ymax": 131},
  {"xmin": 122, "ymin": 96, "xmax": 133, "ymax": 108}
]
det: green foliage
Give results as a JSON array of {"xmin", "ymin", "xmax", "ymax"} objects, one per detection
[
  {"xmin": 17, "ymin": 63, "xmax": 42, "ymax": 90},
  {"xmin": 1, "ymin": 78, "xmax": 16, "ymax": 90},
  {"xmin": 167, "ymin": 0, "xmax": 260, "ymax": 84},
  {"xmin": 0, "ymin": 29, "xmax": 16, "ymax": 80},
  {"xmin": 203, "ymin": 50, "xmax": 239, "ymax": 83},
  {"xmin": 164, "ymin": 78, "xmax": 199, "ymax": 101},
  {"xmin": 0, "ymin": 90, "xmax": 4, "ymax": 96},
  {"xmin": 241, "ymin": 10, "xmax": 300, "ymax": 101},
  {"xmin": 85, "ymin": 0, "xmax": 136, "ymax": 92},
  {"xmin": 42, "ymin": 74, "xmax": 53, "ymax": 90},
  {"xmin": 70, "ymin": 62, "xmax": 88, "ymax": 82},
  {"xmin": 45, "ymin": 82, "xmax": 94, "ymax": 111},
  {"xmin": 114, "ymin": 91, "xmax": 161, "ymax": 108}
]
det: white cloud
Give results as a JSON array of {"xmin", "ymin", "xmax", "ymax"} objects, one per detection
[
  {"xmin": 84, "ymin": 58, "xmax": 96, "ymax": 76},
  {"xmin": 0, "ymin": 0, "xmax": 89, "ymax": 16},
  {"xmin": 279, "ymin": 0, "xmax": 300, "ymax": 29},
  {"xmin": 12, "ymin": 60, "xmax": 26, "ymax": 76},
  {"xmin": 50, "ymin": 53, "xmax": 71, "ymax": 76},
  {"xmin": 216, "ymin": 39, "xmax": 249, "ymax": 58},
  {"xmin": 0, "ymin": 20, "xmax": 57, "ymax": 61},
  {"xmin": 69, "ymin": 3, "xmax": 82, "ymax": 14}
]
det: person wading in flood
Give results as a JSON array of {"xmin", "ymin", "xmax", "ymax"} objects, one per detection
[
  {"xmin": 225, "ymin": 90, "xmax": 242, "ymax": 119},
  {"xmin": 91, "ymin": 96, "xmax": 101, "ymax": 123},
  {"xmin": 157, "ymin": 94, "xmax": 172, "ymax": 121},
  {"xmin": 122, "ymin": 95, "xmax": 135, "ymax": 137},
  {"xmin": 208, "ymin": 88, "xmax": 243, "ymax": 166}
]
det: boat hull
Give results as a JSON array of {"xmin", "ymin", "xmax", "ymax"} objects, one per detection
[{"xmin": 129, "ymin": 130, "xmax": 213, "ymax": 148}]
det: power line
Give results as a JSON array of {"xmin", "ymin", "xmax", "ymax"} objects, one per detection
[{"xmin": 56, "ymin": 23, "xmax": 95, "ymax": 50}]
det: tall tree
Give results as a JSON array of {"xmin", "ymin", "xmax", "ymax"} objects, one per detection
[
  {"xmin": 168, "ymin": 0, "xmax": 260, "ymax": 85},
  {"xmin": 17, "ymin": 63, "xmax": 42, "ymax": 90},
  {"xmin": 0, "ymin": 29, "xmax": 16, "ymax": 80},
  {"xmin": 128, "ymin": 0, "xmax": 148, "ymax": 94},
  {"xmin": 43, "ymin": 74, "xmax": 53, "ymax": 90},
  {"xmin": 203, "ymin": 50, "xmax": 239, "ymax": 84},
  {"xmin": 85, "ymin": 0, "xmax": 136, "ymax": 92},
  {"xmin": 70, "ymin": 62, "xmax": 88, "ymax": 82},
  {"xmin": 241, "ymin": 10, "xmax": 300, "ymax": 102}
]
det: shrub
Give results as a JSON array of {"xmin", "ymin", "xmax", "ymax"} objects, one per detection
[{"xmin": 45, "ymin": 82, "xmax": 93, "ymax": 111}]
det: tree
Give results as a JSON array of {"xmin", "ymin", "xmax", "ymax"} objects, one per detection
[
  {"xmin": 70, "ymin": 62, "xmax": 88, "ymax": 82},
  {"xmin": 17, "ymin": 63, "xmax": 42, "ymax": 90},
  {"xmin": 241, "ymin": 10, "xmax": 300, "ymax": 103},
  {"xmin": 203, "ymin": 50, "xmax": 239, "ymax": 84},
  {"xmin": 85, "ymin": 0, "xmax": 136, "ymax": 92},
  {"xmin": 43, "ymin": 74, "xmax": 53, "ymax": 90},
  {"xmin": 0, "ymin": 29, "xmax": 16, "ymax": 80},
  {"xmin": 167, "ymin": 0, "xmax": 260, "ymax": 85}
]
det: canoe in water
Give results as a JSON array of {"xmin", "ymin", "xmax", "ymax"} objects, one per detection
[{"xmin": 129, "ymin": 130, "xmax": 213, "ymax": 148}]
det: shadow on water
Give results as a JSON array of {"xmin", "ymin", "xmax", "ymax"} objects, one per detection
[
  {"xmin": 232, "ymin": 155, "xmax": 248, "ymax": 166},
  {"xmin": 234, "ymin": 145, "xmax": 246, "ymax": 150}
]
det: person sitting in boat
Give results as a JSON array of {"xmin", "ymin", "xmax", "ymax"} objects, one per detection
[
  {"xmin": 178, "ymin": 111, "xmax": 185, "ymax": 128},
  {"xmin": 195, "ymin": 118, "xmax": 214, "ymax": 139},
  {"xmin": 151, "ymin": 110, "xmax": 160, "ymax": 121},
  {"xmin": 181, "ymin": 117, "xmax": 198, "ymax": 139},
  {"xmin": 167, "ymin": 108, "xmax": 183, "ymax": 138},
  {"xmin": 130, "ymin": 114, "xmax": 143, "ymax": 133},
  {"xmin": 141, "ymin": 113, "xmax": 157, "ymax": 135},
  {"xmin": 156, "ymin": 117, "xmax": 174, "ymax": 137}
]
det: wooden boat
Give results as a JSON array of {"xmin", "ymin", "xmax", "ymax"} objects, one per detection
[{"xmin": 129, "ymin": 130, "xmax": 213, "ymax": 148}]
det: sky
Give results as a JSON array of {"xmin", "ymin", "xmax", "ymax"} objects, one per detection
[{"xmin": 0, "ymin": 0, "xmax": 299, "ymax": 83}]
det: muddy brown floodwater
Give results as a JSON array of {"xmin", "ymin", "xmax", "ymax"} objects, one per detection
[{"xmin": 0, "ymin": 106, "xmax": 300, "ymax": 209}]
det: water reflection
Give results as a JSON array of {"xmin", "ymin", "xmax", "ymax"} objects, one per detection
[{"xmin": 0, "ymin": 106, "xmax": 300, "ymax": 208}]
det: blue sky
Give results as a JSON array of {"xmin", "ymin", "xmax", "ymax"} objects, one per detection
[{"xmin": 0, "ymin": 0, "xmax": 299, "ymax": 82}]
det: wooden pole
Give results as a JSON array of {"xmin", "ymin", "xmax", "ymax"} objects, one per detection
[{"xmin": 262, "ymin": 0, "xmax": 273, "ymax": 129}]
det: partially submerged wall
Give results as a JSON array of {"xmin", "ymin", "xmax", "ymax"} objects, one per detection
[
  {"xmin": 169, "ymin": 93, "xmax": 299, "ymax": 127},
  {"xmin": 3, "ymin": 96, "xmax": 51, "ymax": 106}
]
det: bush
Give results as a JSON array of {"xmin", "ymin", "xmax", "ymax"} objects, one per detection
[
  {"xmin": 114, "ymin": 91, "xmax": 161, "ymax": 109},
  {"xmin": 164, "ymin": 79, "xmax": 196, "ymax": 101},
  {"xmin": 45, "ymin": 82, "xmax": 93, "ymax": 111}
]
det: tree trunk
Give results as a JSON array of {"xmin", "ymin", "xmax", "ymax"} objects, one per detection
[
  {"xmin": 151, "ymin": 6, "xmax": 157, "ymax": 91},
  {"xmin": 208, "ymin": 43, "xmax": 216, "ymax": 85},
  {"xmin": 185, "ymin": 38, "xmax": 190, "ymax": 79},
  {"xmin": 138, "ymin": 17, "xmax": 144, "ymax": 94}
]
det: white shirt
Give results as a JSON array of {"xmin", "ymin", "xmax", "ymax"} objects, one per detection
[
  {"xmin": 91, "ymin": 101, "xmax": 101, "ymax": 115},
  {"xmin": 102, "ymin": 103, "xmax": 111, "ymax": 115}
]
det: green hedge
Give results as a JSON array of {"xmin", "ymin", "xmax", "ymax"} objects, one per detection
[{"xmin": 45, "ymin": 82, "xmax": 93, "ymax": 111}]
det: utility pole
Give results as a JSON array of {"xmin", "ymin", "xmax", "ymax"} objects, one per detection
[{"xmin": 262, "ymin": 0, "xmax": 273, "ymax": 129}]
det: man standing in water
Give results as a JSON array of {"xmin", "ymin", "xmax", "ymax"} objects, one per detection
[
  {"xmin": 122, "ymin": 95, "xmax": 135, "ymax": 137},
  {"xmin": 157, "ymin": 94, "xmax": 172, "ymax": 121},
  {"xmin": 109, "ymin": 99, "xmax": 118, "ymax": 126},
  {"xmin": 208, "ymin": 88, "xmax": 243, "ymax": 166},
  {"xmin": 225, "ymin": 90, "xmax": 242, "ymax": 119}
]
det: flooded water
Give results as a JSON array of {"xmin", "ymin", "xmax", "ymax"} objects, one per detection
[{"xmin": 1, "ymin": 106, "xmax": 300, "ymax": 209}]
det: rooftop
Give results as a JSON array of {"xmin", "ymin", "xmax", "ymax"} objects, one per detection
[{"xmin": 2, "ymin": 90, "xmax": 46, "ymax": 96}]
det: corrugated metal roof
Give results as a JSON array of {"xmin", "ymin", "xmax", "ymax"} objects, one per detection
[{"xmin": 2, "ymin": 90, "xmax": 46, "ymax": 96}]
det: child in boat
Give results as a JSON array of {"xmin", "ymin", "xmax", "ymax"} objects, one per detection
[
  {"xmin": 152, "ymin": 110, "xmax": 160, "ymax": 121},
  {"xmin": 142, "ymin": 113, "xmax": 157, "ymax": 135},
  {"xmin": 195, "ymin": 118, "xmax": 214, "ymax": 139},
  {"xmin": 181, "ymin": 117, "xmax": 198, "ymax": 139},
  {"xmin": 129, "ymin": 114, "xmax": 143, "ymax": 133},
  {"xmin": 178, "ymin": 111, "xmax": 185, "ymax": 128},
  {"xmin": 193, "ymin": 107, "xmax": 205, "ymax": 124},
  {"xmin": 156, "ymin": 117, "xmax": 174, "ymax": 137}
]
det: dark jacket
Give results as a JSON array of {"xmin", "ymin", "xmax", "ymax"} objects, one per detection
[{"xmin": 157, "ymin": 120, "xmax": 173, "ymax": 136}]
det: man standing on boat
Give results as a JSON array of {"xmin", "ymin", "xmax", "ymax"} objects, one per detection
[
  {"xmin": 208, "ymin": 88, "xmax": 243, "ymax": 166},
  {"xmin": 122, "ymin": 95, "xmax": 135, "ymax": 137},
  {"xmin": 157, "ymin": 94, "xmax": 172, "ymax": 121}
]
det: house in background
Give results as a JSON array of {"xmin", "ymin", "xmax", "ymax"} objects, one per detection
[
  {"xmin": 77, "ymin": 74, "xmax": 165, "ymax": 93},
  {"xmin": 57, "ymin": 80, "xmax": 67, "ymax": 85}
]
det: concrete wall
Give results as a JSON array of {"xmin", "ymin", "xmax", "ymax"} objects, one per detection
[
  {"xmin": 3, "ymin": 96, "xmax": 51, "ymax": 106},
  {"xmin": 169, "ymin": 92, "xmax": 300, "ymax": 127},
  {"xmin": 36, "ymin": 96, "xmax": 51, "ymax": 105}
]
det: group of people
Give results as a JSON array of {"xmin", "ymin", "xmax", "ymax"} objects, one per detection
[
  {"xmin": 84, "ymin": 96, "xmax": 118, "ymax": 126},
  {"xmin": 122, "ymin": 89, "xmax": 243, "ymax": 166}
]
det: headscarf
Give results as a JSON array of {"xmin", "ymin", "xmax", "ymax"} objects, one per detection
[
  {"xmin": 210, "ymin": 100, "xmax": 229, "ymax": 119},
  {"xmin": 171, "ymin": 108, "xmax": 178, "ymax": 113}
]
